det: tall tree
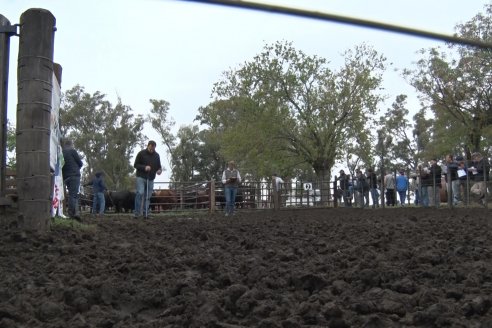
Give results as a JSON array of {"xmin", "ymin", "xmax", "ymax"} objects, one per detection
[
  {"xmin": 378, "ymin": 95, "xmax": 420, "ymax": 170},
  {"xmin": 198, "ymin": 41, "xmax": 387, "ymax": 187},
  {"xmin": 406, "ymin": 4, "xmax": 492, "ymax": 155},
  {"xmin": 169, "ymin": 125, "xmax": 200, "ymax": 182},
  {"xmin": 194, "ymin": 129, "xmax": 225, "ymax": 181},
  {"xmin": 60, "ymin": 85, "xmax": 145, "ymax": 189},
  {"xmin": 147, "ymin": 99, "xmax": 176, "ymax": 173}
]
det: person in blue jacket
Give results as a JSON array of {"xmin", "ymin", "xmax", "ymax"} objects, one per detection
[
  {"xmin": 395, "ymin": 170, "xmax": 409, "ymax": 206},
  {"xmin": 89, "ymin": 172, "xmax": 107, "ymax": 217}
]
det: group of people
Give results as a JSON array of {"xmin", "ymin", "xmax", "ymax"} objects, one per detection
[
  {"xmin": 62, "ymin": 138, "xmax": 244, "ymax": 220},
  {"xmin": 62, "ymin": 139, "xmax": 163, "ymax": 221},
  {"xmin": 338, "ymin": 168, "xmax": 383, "ymax": 208},
  {"xmin": 62, "ymin": 137, "xmax": 489, "ymax": 219},
  {"xmin": 415, "ymin": 152, "xmax": 489, "ymax": 207},
  {"xmin": 337, "ymin": 152, "xmax": 490, "ymax": 208}
]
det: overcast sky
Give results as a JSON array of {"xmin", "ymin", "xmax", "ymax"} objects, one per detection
[{"xmin": 2, "ymin": 0, "xmax": 490, "ymax": 181}]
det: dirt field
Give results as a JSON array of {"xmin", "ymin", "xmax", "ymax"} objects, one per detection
[{"xmin": 0, "ymin": 207, "xmax": 491, "ymax": 327}]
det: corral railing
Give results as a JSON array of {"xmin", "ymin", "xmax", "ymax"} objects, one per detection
[
  {"xmin": 79, "ymin": 179, "xmax": 338, "ymax": 214},
  {"xmin": 76, "ymin": 172, "xmax": 492, "ymax": 214},
  {"xmin": 152, "ymin": 180, "xmax": 338, "ymax": 213}
]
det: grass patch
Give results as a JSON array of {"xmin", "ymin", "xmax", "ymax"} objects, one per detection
[{"xmin": 51, "ymin": 216, "xmax": 96, "ymax": 231}]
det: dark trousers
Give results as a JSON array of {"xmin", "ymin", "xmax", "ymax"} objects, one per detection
[
  {"xmin": 65, "ymin": 175, "xmax": 81, "ymax": 216},
  {"xmin": 386, "ymin": 189, "xmax": 396, "ymax": 206}
]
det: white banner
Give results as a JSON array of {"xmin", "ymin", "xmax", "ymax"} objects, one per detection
[
  {"xmin": 50, "ymin": 73, "xmax": 64, "ymax": 217},
  {"xmin": 51, "ymin": 159, "xmax": 66, "ymax": 218},
  {"xmin": 50, "ymin": 73, "xmax": 61, "ymax": 171}
]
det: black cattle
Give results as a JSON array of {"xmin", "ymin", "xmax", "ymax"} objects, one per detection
[{"xmin": 106, "ymin": 190, "xmax": 135, "ymax": 213}]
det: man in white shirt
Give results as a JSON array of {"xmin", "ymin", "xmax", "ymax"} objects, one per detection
[{"xmin": 272, "ymin": 173, "xmax": 284, "ymax": 209}]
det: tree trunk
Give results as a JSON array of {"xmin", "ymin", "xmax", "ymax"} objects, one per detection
[{"xmin": 314, "ymin": 162, "xmax": 332, "ymax": 204}]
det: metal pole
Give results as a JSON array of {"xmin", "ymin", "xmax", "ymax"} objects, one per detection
[
  {"xmin": 0, "ymin": 15, "xmax": 17, "ymax": 200},
  {"xmin": 181, "ymin": 0, "xmax": 492, "ymax": 49},
  {"xmin": 145, "ymin": 175, "xmax": 149, "ymax": 219}
]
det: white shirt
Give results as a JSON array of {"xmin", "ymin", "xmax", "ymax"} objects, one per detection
[{"xmin": 273, "ymin": 176, "xmax": 284, "ymax": 191}]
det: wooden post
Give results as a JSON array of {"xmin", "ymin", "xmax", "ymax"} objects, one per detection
[
  {"xmin": 272, "ymin": 186, "xmax": 279, "ymax": 210},
  {"xmin": 333, "ymin": 176, "xmax": 338, "ymax": 208},
  {"xmin": 16, "ymin": 9, "xmax": 56, "ymax": 232},
  {"xmin": 209, "ymin": 180, "xmax": 216, "ymax": 213}
]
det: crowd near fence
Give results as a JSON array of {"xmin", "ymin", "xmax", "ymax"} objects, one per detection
[{"xmin": 78, "ymin": 163, "xmax": 491, "ymax": 214}]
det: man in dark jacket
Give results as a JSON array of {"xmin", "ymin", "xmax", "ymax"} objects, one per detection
[
  {"xmin": 338, "ymin": 170, "xmax": 352, "ymax": 207},
  {"xmin": 62, "ymin": 139, "xmax": 83, "ymax": 221},
  {"xmin": 428, "ymin": 158, "xmax": 442, "ymax": 208},
  {"xmin": 133, "ymin": 140, "xmax": 162, "ymax": 219},
  {"xmin": 366, "ymin": 168, "xmax": 379, "ymax": 208},
  {"xmin": 444, "ymin": 154, "xmax": 459, "ymax": 205}
]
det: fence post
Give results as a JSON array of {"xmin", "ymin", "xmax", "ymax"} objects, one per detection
[
  {"xmin": 333, "ymin": 176, "xmax": 338, "ymax": 208},
  {"xmin": 209, "ymin": 180, "xmax": 215, "ymax": 213},
  {"xmin": 272, "ymin": 180, "xmax": 279, "ymax": 210},
  {"xmin": 16, "ymin": 9, "xmax": 56, "ymax": 232}
]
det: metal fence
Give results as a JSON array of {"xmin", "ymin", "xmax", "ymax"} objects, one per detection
[
  {"xmin": 79, "ymin": 179, "xmax": 338, "ymax": 214},
  {"xmin": 79, "ymin": 170, "xmax": 491, "ymax": 214}
]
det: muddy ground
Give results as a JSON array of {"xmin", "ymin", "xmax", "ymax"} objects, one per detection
[{"xmin": 0, "ymin": 207, "xmax": 491, "ymax": 328}]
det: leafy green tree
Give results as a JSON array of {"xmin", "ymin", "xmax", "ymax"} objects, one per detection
[
  {"xmin": 198, "ymin": 41, "xmax": 387, "ymax": 187},
  {"xmin": 169, "ymin": 125, "xmax": 200, "ymax": 182},
  {"xmin": 377, "ymin": 95, "xmax": 420, "ymax": 170},
  {"xmin": 405, "ymin": 4, "xmax": 492, "ymax": 155},
  {"xmin": 194, "ymin": 129, "xmax": 225, "ymax": 181},
  {"xmin": 147, "ymin": 99, "xmax": 175, "ymax": 175},
  {"xmin": 412, "ymin": 108, "xmax": 434, "ymax": 162},
  {"xmin": 6, "ymin": 120, "xmax": 16, "ymax": 168},
  {"xmin": 60, "ymin": 85, "xmax": 145, "ymax": 189},
  {"xmin": 168, "ymin": 125, "xmax": 225, "ymax": 182}
]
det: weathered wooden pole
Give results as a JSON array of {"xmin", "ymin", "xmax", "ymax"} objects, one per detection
[
  {"xmin": 0, "ymin": 14, "xmax": 16, "ymax": 200},
  {"xmin": 209, "ymin": 180, "xmax": 216, "ymax": 213},
  {"xmin": 16, "ymin": 9, "xmax": 56, "ymax": 232}
]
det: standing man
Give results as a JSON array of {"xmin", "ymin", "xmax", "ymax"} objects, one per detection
[
  {"xmin": 354, "ymin": 169, "xmax": 368, "ymax": 208},
  {"xmin": 395, "ymin": 170, "xmax": 409, "ymax": 206},
  {"xmin": 88, "ymin": 172, "xmax": 107, "ymax": 218},
  {"xmin": 272, "ymin": 173, "xmax": 284, "ymax": 209},
  {"xmin": 366, "ymin": 168, "xmax": 379, "ymax": 208},
  {"xmin": 338, "ymin": 170, "xmax": 352, "ymax": 207},
  {"xmin": 62, "ymin": 139, "xmax": 83, "ymax": 221},
  {"xmin": 428, "ymin": 158, "xmax": 442, "ymax": 208},
  {"xmin": 456, "ymin": 157, "xmax": 469, "ymax": 205},
  {"xmin": 444, "ymin": 154, "xmax": 460, "ymax": 206},
  {"xmin": 419, "ymin": 165, "xmax": 431, "ymax": 207},
  {"xmin": 222, "ymin": 160, "xmax": 241, "ymax": 216},
  {"xmin": 134, "ymin": 140, "xmax": 162, "ymax": 219},
  {"xmin": 384, "ymin": 170, "xmax": 396, "ymax": 206}
]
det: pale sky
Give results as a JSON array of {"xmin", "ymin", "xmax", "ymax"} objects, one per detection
[{"xmin": 2, "ymin": 0, "xmax": 490, "ymax": 181}]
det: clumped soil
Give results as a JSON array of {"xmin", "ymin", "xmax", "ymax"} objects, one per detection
[{"xmin": 0, "ymin": 208, "xmax": 491, "ymax": 327}]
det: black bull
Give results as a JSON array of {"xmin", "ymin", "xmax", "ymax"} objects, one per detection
[
  {"xmin": 105, "ymin": 190, "xmax": 135, "ymax": 213},
  {"xmin": 79, "ymin": 190, "xmax": 135, "ymax": 213}
]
